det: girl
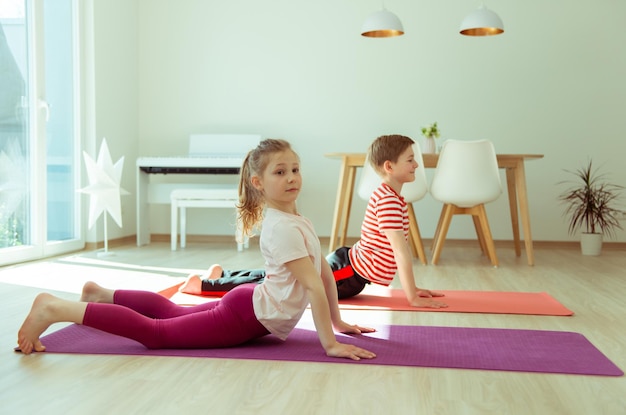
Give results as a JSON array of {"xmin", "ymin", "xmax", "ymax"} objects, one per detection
[{"xmin": 17, "ymin": 139, "xmax": 376, "ymax": 360}]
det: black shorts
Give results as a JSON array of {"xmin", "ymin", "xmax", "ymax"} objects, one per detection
[{"xmin": 326, "ymin": 246, "xmax": 371, "ymax": 299}]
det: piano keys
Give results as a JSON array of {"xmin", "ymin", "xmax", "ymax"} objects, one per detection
[{"xmin": 137, "ymin": 156, "xmax": 243, "ymax": 175}]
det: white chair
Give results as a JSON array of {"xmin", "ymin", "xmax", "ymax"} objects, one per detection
[
  {"xmin": 170, "ymin": 186, "xmax": 249, "ymax": 251},
  {"xmin": 429, "ymin": 139, "xmax": 502, "ymax": 266},
  {"xmin": 357, "ymin": 143, "xmax": 429, "ymax": 265}
]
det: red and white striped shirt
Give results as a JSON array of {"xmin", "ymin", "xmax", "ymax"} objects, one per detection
[{"xmin": 349, "ymin": 182, "xmax": 409, "ymax": 286}]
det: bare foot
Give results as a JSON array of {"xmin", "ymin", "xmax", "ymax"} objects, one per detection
[
  {"xmin": 17, "ymin": 293, "xmax": 87, "ymax": 354},
  {"xmin": 80, "ymin": 281, "xmax": 115, "ymax": 303},
  {"xmin": 179, "ymin": 264, "xmax": 223, "ymax": 295},
  {"xmin": 179, "ymin": 274, "xmax": 202, "ymax": 294},
  {"xmin": 17, "ymin": 293, "xmax": 56, "ymax": 354},
  {"xmin": 205, "ymin": 264, "xmax": 223, "ymax": 280}
]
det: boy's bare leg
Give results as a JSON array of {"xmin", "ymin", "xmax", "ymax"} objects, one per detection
[
  {"xmin": 17, "ymin": 293, "xmax": 88, "ymax": 355},
  {"xmin": 80, "ymin": 281, "xmax": 115, "ymax": 303},
  {"xmin": 179, "ymin": 264, "xmax": 223, "ymax": 294}
]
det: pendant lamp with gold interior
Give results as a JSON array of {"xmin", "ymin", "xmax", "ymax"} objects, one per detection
[
  {"xmin": 361, "ymin": 6, "xmax": 404, "ymax": 38},
  {"xmin": 460, "ymin": 4, "xmax": 504, "ymax": 36}
]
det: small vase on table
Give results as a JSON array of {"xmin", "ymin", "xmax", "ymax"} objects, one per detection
[
  {"xmin": 420, "ymin": 122, "xmax": 440, "ymax": 154},
  {"xmin": 423, "ymin": 136, "xmax": 436, "ymax": 154}
]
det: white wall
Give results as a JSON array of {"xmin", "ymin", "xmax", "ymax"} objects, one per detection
[
  {"xmin": 93, "ymin": 0, "xmax": 626, "ymax": 243},
  {"xmin": 88, "ymin": 0, "xmax": 139, "ymax": 243}
]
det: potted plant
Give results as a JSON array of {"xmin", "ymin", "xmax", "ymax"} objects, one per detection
[
  {"xmin": 420, "ymin": 122, "xmax": 440, "ymax": 154},
  {"xmin": 558, "ymin": 159, "xmax": 624, "ymax": 255}
]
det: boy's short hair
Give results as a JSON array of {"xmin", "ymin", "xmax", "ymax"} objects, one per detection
[{"xmin": 368, "ymin": 134, "xmax": 415, "ymax": 172}]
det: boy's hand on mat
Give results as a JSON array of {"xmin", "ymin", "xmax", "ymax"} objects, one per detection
[
  {"xmin": 416, "ymin": 288, "xmax": 445, "ymax": 298},
  {"xmin": 326, "ymin": 342, "xmax": 376, "ymax": 361},
  {"xmin": 410, "ymin": 297, "xmax": 448, "ymax": 309}
]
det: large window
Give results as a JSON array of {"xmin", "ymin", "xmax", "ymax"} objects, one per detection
[{"xmin": 0, "ymin": 0, "xmax": 83, "ymax": 266}]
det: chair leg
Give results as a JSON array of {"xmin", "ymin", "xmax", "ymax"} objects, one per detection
[
  {"xmin": 431, "ymin": 204, "xmax": 447, "ymax": 251},
  {"xmin": 171, "ymin": 199, "xmax": 178, "ymax": 251},
  {"xmin": 476, "ymin": 204, "xmax": 498, "ymax": 267},
  {"xmin": 431, "ymin": 204, "xmax": 454, "ymax": 265},
  {"xmin": 431, "ymin": 203, "xmax": 498, "ymax": 266},
  {"xmin": 407, "ymin": 204, "xmax": 427, "ymax": 265},
  {"xmin": 472, "ymin": 215, "xmax": 487, "ymax": 254},
  {"xmin": 180, "ymin": 206, "xmax": 187, "ymax": 249}
]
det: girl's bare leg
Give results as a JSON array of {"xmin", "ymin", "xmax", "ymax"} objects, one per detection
[
  {"xmin": 179, "ymin": 264, "xmax": 223, "ymax": 294},
  {"xmin": 80, "ymin": 281, "xmax": 115, "ymax": 303},
  {"xmin": 17, "ymin": 293, "xmax": 88, "ymax": 355}
]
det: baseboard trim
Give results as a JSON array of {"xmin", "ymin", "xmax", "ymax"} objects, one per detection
[
  {"xmin": 92, "ymin": 235, "xmax": 626, "ymax": 251},
  {"xmin": 328, "ymin": 238, "xmax": 625, "ymax": 251},
  {"xmin": 84, "ymin": 235, "xmax": 138, "ymax": 251}
]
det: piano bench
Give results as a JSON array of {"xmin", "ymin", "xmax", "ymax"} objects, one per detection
[{"xmin": 170, "ymin": 187, "xmax": 249, "ymax": 252}]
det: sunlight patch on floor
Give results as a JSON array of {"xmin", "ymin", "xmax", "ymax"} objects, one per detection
[
  {"xmin": 297, "ymin": 308, "xmax": 393, "ymax": 339},
  {"xmin": 0, "ymin": 260, "xmax": 185, "ymax": 295},
  {"xmin": 60, "ymin": 253, "xmax": 200, "ymax": 275}
]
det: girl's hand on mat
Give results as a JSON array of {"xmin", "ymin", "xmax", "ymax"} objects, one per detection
[
  {"xmin": 334, "ymin": 321, "xmax": 376, "ymax": 335},
  {"xmin": 326, "ymin": 342, "xmax": 376, "ymax": 361},
  {"xmin": 410, "ymin": 297, "xmax": 448, "ymax": 309}
]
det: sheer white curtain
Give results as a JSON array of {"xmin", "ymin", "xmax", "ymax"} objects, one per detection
[{"xmin": 0, "ymin": 0, "xmax": 85, "ymax": 266}]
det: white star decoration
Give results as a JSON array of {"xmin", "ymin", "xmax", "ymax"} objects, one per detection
[{"xmin": 78, "ymin": 138, "xmax": 130, "ymax": 229}]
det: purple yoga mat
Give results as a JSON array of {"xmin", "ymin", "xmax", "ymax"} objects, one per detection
[{"xmin": 34, "ymin": 323, "xmax": 623, "ymax": 376}]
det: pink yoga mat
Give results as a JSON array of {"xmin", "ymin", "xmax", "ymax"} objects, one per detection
[{"xmin": 24, "ymin": 323, "xmax": 622, "ymax": 377}]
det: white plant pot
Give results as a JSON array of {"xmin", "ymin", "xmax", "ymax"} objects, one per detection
[
  {"xmin": 580, "ymin": 233, "xmax": 603, "ymax": 256},
  {"xmin": 422, "ymin": 137, "xmax": 436, "ymax": 154}
]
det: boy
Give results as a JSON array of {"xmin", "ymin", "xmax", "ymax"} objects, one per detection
[{"xmin": 325, "ymin": 134, "xmax": 446, "ymax": 308}]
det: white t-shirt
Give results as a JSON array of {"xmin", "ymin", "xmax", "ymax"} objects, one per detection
[{"xmin": 252, "ymin": 208, "xmax": 322, "ymax": 340}]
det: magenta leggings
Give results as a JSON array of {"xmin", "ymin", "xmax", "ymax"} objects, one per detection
[{"xmin": 82, "ymin": 283, "xmax": 269, "ymax": 349}]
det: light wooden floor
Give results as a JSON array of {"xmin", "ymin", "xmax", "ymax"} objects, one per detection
[{"xmin": 1, "ymin": 240, "xmax": 625, "ymax": 415}]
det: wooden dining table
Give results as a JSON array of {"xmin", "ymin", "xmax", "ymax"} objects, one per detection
[{"xmin": 325, "ymin": 152, "xmax": 544, "ymax": 266}]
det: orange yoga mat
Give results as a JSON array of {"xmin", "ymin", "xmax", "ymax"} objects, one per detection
[
  {"xmin": 336, "ymin": 288, "xmax": 574, "ymax": 315},
  {"xmin": 159, "ymin": 283, "xmax": 574, "ymax": 316}
]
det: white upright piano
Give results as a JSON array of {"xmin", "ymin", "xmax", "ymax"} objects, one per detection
[{"xmin": 136, "ymin": 134, "xmax": 261, "ymax": 246}]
